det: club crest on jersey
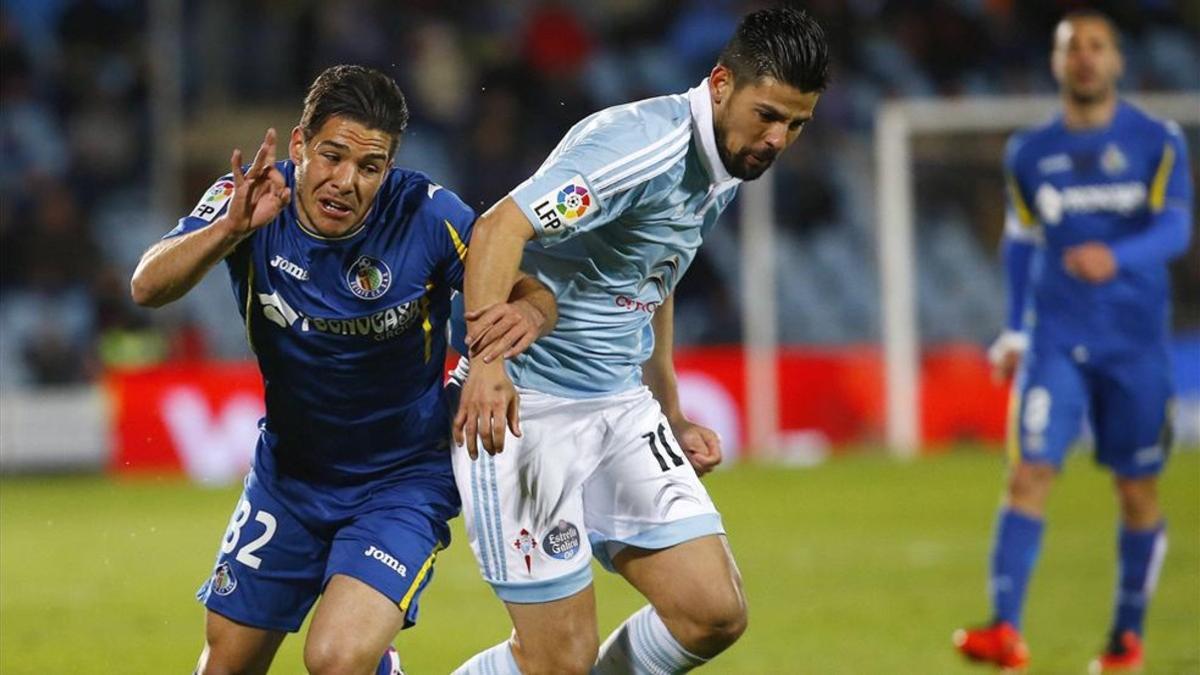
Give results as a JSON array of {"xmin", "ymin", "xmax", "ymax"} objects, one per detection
[
  {"xmin": 211, "ymin": 562, "xmax": 237, "ymax": 596},
  {"xmin": 190, "ymin": 179, "xmax": 235, "ymax": 222},
  {"xmin": 541, "ymin": 520, "xmax": 581, "ymax": 560},
  {"xmin": 1101, "ymin": 143, "xmax": 1127, "ymax": 176},
  {"xmin": 530, "ymin": 175, "xmax": 593, "ymax": 233},
  {"xmin": 346, "ymin": 256, "xmax": 392, "ymax": 300}
]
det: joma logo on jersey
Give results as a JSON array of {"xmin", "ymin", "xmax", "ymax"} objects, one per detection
[
  {"xmin": 269, "ymin": 255, "xmax": 309, "ymax": 281},
  {"xmin": 364, "ymin": 545, "xmax": 407, "ymax": 577},
  {"xmin": 530, "ymin": 175, "xmax": 593, "ymax": 233},
  {"xmin": 1034, "ymin": 181, "xmax": 1146, "ymax": 225}
]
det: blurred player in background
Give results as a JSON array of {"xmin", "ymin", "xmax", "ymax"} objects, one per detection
[
  {"xmin": 130, "ymin": 65, "xmax": 555, "ymax": 675},
  {"xmin": 449, "ymin": 8, "xmax": 828, "ymax": 674},
  {"xmin": 955, "ymin": 11, "xmax": 1192, "ymax": 673}
]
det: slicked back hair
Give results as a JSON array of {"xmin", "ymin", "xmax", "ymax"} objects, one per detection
[
  {"xmin": 299, "ymin": 65, "xmax": 409, "ymax": 157},
  {"xmin": 718, "ymin": 6, "xmax": 831, "ymax": 93}
]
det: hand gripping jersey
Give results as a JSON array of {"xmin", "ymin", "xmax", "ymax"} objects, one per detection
[
  {"xmin": 1004, "ymin": 101, "xmax": 1193, "ymax": 357},
  {"xmin": 506, "ymin": 79, "xmax": 742, "ymax": 397},
  {"xmin": 171, "ymin": 162, "xmax": 475, "ymax": 484}
]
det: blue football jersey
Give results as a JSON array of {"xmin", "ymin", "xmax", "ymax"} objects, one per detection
[
  {"xmin": 170, "ymin": 161, "xmax": 474, "ymax": 482},
  {"xmin": 1004, "ymin": 101, "xmax": 1193, "ymax": 355}
]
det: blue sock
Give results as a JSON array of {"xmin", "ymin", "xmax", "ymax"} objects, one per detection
[
  {"xmin": 989, "ymin": 508, "xmax": 1045, "ymax": 629},
  {"xmin": 1113, "ymin": 522, "xmax": 1167, "ymax": 637},
  {"xmin": 452, "ymin": 640, "xmax": 519, "ymax": 675}
]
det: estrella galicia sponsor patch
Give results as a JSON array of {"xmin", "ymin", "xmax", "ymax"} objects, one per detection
[
  {"xmin": 528, "ymin": 175, "xmax": 593, "ymax": 234},
  {"xmin": 211, "ymin": 562, "xmax": 237, "ymax": 596},
  {"xmin": 190, "ymin": 178, "xmax": 235, "ymax": 222},
  {"xmin": 541, "ymin": 520, "xmax": 581, "ymax": 560},
  {"xmin": 346, "ymin": 256, "xmax": 392, "ymax": 300}
]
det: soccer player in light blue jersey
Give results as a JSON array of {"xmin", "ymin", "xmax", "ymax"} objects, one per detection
[
  {"xmin": 131, "ymin": 66, "xmax": 556, "ymax": 675},
  {"xmin": 448, "ymin": 8, "xmax": 829, "ymax": 675},
  {"xmin": 954, "ymin": 11, "xmax": 1192, "ymax": 673}
]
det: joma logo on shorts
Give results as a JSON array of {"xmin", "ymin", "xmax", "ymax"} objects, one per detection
[{"xmin": 364, "ymin": 545, "xmax": 407, "ymax": 577}]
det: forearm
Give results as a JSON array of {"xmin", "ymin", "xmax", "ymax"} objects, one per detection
[
  {"xmin": 508, "ymin": 275, "xmax": 558, "ymax": 338},
  {"xmin": 1111, "ymin": 207, "xmax": 1191, "ymax": 270},
  {"xmin": 642, "ymin": 295, "xmax": 684, "ymax": 424},
  {"xmin": 1002, "ymin": 237, "xmax": 1035, "ymax": 332},
  {"xmin": 465, "ymin": 198, "xmax": 534, "ymax": 361},
  {"xmin": 130, "ymin": 218, "xmax": 245, "ymax": 307}
]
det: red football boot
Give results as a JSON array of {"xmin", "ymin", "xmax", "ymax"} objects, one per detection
[
  {"xmin": 953, "ymin": 621, "xmax": 1030, "ymax": 670},
  {"xmin": 1088, "ymin": 630, "xmax": 1144, "ymax": 673}
]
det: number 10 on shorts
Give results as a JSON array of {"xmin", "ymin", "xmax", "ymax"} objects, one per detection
[
  {"xmin": 220, "ymin": 498, "xmax": 277, "ymax": 570},
  {"xmin": 642, "ymin": 422, "xmax": 685, "ymax": 472}
]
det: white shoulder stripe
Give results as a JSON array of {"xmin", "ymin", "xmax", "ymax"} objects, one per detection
[
  {"xmin": 598, "ymin": 142, "xmax": 688, "ymax": 200},
  {"xmin": 588, "ymin": 122, "xmax": 690, "ymax": 185},
  {"xmin": 593, "ymin": 130, "xmax": 690, "ymax": 193}
]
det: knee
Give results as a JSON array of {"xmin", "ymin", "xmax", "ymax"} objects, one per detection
[
  {"xmin": 1007, "ymin": 463, "xmax": 1055, "ymax": 511},
  {"xmin": 513, "ymin": 632, "xmax": 598, "ymax": 675},
  {"xmin": 303, "ymin": 634, "xmax": 380, "ymax": 675},
  {"xmin": 1116, "ymin": 479, "xmax": 1160, "ymax": 527},
  {"xmin": 197, "ymin": 632, "xmax": 273, "ymax": 675},
  {"xmin": 670, "ymin": 593, "xmax": 749, "ymax": 656}
]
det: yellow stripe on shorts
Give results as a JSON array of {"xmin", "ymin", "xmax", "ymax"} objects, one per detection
[{"xmin": 398, "ymin": 544, "xmax": 442, "ymax": 613}]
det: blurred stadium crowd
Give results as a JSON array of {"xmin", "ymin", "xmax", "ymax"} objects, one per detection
[{"xmin": 2, "ymin": 0, "xmax": 1198, "ymax": 388}]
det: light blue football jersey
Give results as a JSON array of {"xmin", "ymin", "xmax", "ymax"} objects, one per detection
[{"xmin": 506, "ymin": 79, "xmax": 741, "ymax": 398}]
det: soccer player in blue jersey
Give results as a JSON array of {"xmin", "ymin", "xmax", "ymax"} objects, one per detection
[
  {"xmin": 448, "ymin": 8, "xmax": 829, "ymax": 674},
  {"xmin": 131, "ymin": 65, "xmax": 556, "ymax": 675},
  {"xmin": 953, "ymin": 11, "xmax": 1192, "ymax": 673}
]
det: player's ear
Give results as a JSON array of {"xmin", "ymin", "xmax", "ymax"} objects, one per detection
[
  {"xmin": 289, "ymin": 126, "xmax": 306, "ymax": 163},
  {"xmin": 709, "ymin": 65, "xmax": 732, "ymax": 106}
]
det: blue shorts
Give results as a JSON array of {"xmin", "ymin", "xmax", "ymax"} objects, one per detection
[
  {"xmin": 1009, "ymin": 344, "xmax": 1174, "ymax": 478},
  {"xmin": 197, "ymin": 458, "xmax": 458, "ymax": 632}
]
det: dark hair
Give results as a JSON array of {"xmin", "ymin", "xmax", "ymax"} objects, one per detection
[
  {"xmin": 299, "ymin": 65, "xmax": 409, "ymax": 156},
  {"xmin": 718, "ymin": 6, "xmax": 830, "ymax": 93},
  {"xmin": 1057, "ymin": 9, "xmax": 1122, "ymax": 48}
]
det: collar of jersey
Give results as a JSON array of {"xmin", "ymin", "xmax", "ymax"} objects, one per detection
[{"xmin": 688, "ymin": 78, "xmax": 740, "ymax": 188}]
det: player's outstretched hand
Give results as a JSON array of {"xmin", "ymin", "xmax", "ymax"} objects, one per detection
[
  {"xmin": 1063, "ymin": 241, "xmax": 1117, "ymax": 284},
  {"xmin": 453, "ymin": 362, "xmax": 521, "ymax": 460},
  {"xmin": 223, "ymin": 128, "xmax": 291, "ymax": 240},
  {"xmin": 465, "ymin": 300, "xmax": 547, "ymax": 363},
  {"xmin": 672, "ymin": 420, "xmax": 722, "ymax": 477}
]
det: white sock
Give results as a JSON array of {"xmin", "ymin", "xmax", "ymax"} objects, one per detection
[
  {"xmin": 452, "ymin": 639, "xmax": 520, "ymax": 675},
  {"xmin": 593, "ymin": 605, "xmax": 708, "ymax": 675}
]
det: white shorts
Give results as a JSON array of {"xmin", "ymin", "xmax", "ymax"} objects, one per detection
[{"xmin": 451, "ymin": 385, "xmax": 724, "ymax": 604}]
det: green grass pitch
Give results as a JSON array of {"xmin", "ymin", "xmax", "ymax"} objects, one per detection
[{"xmin": 2, "ymin": 448, "xmax": 1197, "ymax": 674}]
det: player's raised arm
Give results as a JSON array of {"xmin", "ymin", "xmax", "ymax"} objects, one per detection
[
  {"xmin": 453, "ymin": 197, "xmax": 535, "ymax": 458},
  {"xmin": 643, "ymin": 294, "xmax": 722, "ymax": 476},
  {"xmin": 130, "ymin": 129, "xmax": 290, "ymax": 308}
]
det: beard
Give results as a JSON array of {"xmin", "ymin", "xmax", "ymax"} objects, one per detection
[
  {"xmin": 1064, "ymin": 75, "xmax": 1114, "ymax": 106},
  {"xmin": 714, "ymin": 123, "xmax": 776, "ymax": 181}
]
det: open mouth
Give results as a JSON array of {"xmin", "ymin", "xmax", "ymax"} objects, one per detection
[{"xmin": 318, "ymin": 197, "xmax": 354, "ymax": 218}]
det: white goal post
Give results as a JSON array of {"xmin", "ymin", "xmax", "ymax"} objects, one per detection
[{"xmin": 875, "ymin": 92, "xmax": 1200, "ymax": 457}]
